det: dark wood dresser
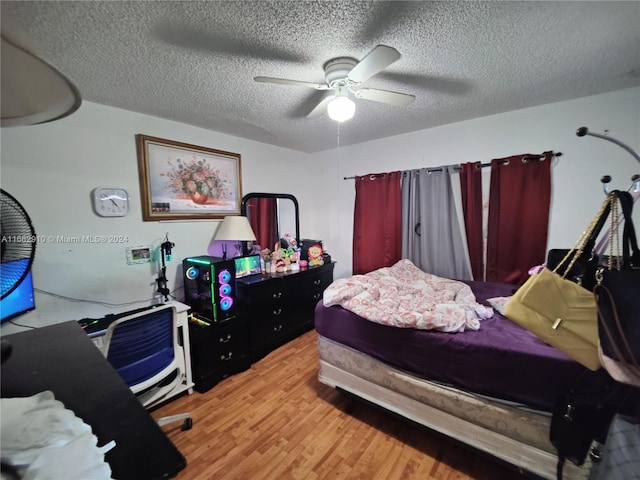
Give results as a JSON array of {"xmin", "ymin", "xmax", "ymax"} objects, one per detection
[{"xmin": 238, "ymin": 262, "xmax": 334, "ymax": 362}]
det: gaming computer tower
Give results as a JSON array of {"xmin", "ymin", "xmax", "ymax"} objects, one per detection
[
  {"xmin": 182, "ymin": 256, "xmax": 236, "ymax": 323},
  {"xmin": 183, "ymin": 255, "xmax": 255, "ymax": 392}
]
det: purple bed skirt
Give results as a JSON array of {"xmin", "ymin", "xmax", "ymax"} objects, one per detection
[{"xmin": 315, "ymin": 280, "xmax": 619, "ymax": 412}]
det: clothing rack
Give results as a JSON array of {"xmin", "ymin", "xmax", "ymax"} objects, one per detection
[
  {"xmin": 343, "ymin": 151, "xmax": 562, "ymax": 180},
  {"xmin": 576, "ymin": 127, "xmax": 640, "ymax": 194},
  {"xmin": 576, "ymin": 127, "xmax": 640, "ymax": 164}
]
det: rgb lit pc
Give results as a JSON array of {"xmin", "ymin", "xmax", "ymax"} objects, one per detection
[{"xmin": 182, "ymin": 256, "xmax": 236, "ymax": 322}]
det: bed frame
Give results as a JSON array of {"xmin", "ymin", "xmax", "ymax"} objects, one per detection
[{"xmin": 317, "ymin": 335, "xmax": 594, "ymax": 480}]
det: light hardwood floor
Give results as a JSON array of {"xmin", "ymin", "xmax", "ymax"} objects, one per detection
[{"xmin": 153, "ymin": 330, "xmax": 529, "ymax": 479}]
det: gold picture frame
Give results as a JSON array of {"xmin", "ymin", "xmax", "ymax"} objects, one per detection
[{"xmin": 136, "ymin": 134, "xmax": 242, "ymax": 221}]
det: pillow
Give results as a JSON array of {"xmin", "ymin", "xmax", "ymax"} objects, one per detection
[{"xmin": 487, "ymin": 296, "xmax": 512, "ymax": 316}]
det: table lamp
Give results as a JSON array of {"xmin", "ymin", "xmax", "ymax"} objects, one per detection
[{"xmin": 214, "ymin": 216, "xmax": 256, "ymax": 259}]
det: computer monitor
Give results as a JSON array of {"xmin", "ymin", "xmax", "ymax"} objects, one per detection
[
  {"xmin": 234, "ymin": 254, "xmax": 262, "ymax": 278},
  {"xmin": 1, "ymin": 260, "xmax": 36, "ymax": 323}
]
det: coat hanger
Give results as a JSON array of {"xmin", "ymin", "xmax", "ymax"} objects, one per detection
[{"xmin": 600, "ymin": 174, "xmax": 640, "ymax": 195}]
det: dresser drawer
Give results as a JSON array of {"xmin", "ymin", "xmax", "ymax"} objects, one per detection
[
  {"xmin": 297, "ymin": 288, "xmax": 324, "ymax": 306},
  {"xmin": 248, "ymin": 301, "xmax": 292, "ymax": 322},
  {"xmin": 291, "ymin": 269, "xmax": 333, "ymax": 306},
  {"xmin": 238, "ymin": 280, "xmax": 289, "ymax": 308},
  {"xmin": 249, "ymin": 313, "xmax": 293, "ymax": 342},
  {"xmin": 189, "ymin": 319, "xmax": 249, "ymax": 385},
  {"xmin": 209, "ymin": 321, "xmax": 248, "ymax": 359}
]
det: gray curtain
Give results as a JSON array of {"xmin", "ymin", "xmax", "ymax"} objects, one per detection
[{"xmin": 401, "ymin": 166, "xmax": 472, "ymax": 280}]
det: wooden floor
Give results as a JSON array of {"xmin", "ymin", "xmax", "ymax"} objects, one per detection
[{"xmin": 153, "ymin": 330, "xmax": 527, "ymax": 480}]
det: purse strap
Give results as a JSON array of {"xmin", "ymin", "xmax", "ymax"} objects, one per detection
[
  {"xmin": 599, "ymin": 190, "xmax": 640, "ymax": 271},
  {"xmin": 552, "ymin": 196, "xmax": 612, "ymax": 278},
  {"xmin": 586, "ymin": 199, "xmax": 613, "ymax": 254},
  {"xmin": 617, "ymin": 190, "xmax": 640, "ymax": 267},
  {"xmin": 605, "ymin": 192, "xmax": 622, "ymax": 270}
]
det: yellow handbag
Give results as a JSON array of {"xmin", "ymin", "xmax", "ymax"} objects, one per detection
[
  {"xmin": 503, "ymin": 196, "xmax": 612, "ymax": 371},
  {"xmin": 504, "ymin": 267, "xmax": 600, "ymax": 370}
]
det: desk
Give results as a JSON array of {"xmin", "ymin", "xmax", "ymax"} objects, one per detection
[{"xmin": 1, "ymin": 321, "xmax": 186, "ymax": 480}]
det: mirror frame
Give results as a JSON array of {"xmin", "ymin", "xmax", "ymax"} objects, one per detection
[{"xmin": 241, "ymin": 192, "xmax": 300, "ymax": 254}]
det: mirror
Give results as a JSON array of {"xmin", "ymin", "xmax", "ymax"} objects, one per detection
[{"xmin": 241, "ymin": 193, "xmax": 299, "ymax": 252}]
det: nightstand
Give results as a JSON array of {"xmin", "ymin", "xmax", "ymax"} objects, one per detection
[{"xmin": 188, "ymin": 314, "xmax": 250, "ymax": 393}]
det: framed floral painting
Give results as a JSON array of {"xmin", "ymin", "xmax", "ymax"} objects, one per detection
[{"xmin": 136, "ymin": 134, "xmax": 242, "ymax": 221}]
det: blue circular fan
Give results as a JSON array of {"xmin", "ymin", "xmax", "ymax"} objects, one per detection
[{"xmin": 1, "ymin": 189, "xmax": 36, "ymax": 299}]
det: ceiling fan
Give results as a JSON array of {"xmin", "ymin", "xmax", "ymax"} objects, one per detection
[{"xmin": 254, "ymin": 45, "xmax": 415, "ymax": 122}]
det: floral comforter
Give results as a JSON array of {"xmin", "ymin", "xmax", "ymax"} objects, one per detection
[{"xmin": 322, "ymin": 259, "xmax": 494, "ymax": 332}]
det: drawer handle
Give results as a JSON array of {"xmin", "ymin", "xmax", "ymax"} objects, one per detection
[
  {"xmin": 272, "ymin": 291, "xmax": 282, "ymax": 299},
  {"xmin": 219, "ymin": 334, "xmax": 232, "ymax": 343},
  {"xmin": 313, "ymin": 279, "xmax": 321, "ymax": 285},
  {"xmin": 220, "ymin": 352, "xmax": 233, "ymax": 361},
  {"xmin": 272, "ymin": 308, "xmax": 282, "ymax": 316},
  {"xmin": 273, "ymin": 324, "xmax": 283, "ymax": 332},
  {"xmin": 313, "ymin": 293, "xmax": 322, "ymax": 300}
]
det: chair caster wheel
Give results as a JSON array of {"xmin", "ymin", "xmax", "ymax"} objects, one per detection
[{"xmin": 181, "ymin": 418, "xmax": 193, "ymax": 431}]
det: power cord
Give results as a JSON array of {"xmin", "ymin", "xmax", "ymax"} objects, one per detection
[{"xmin": 156, "ymin": 233, "xmax": 175, "ymax": 302}]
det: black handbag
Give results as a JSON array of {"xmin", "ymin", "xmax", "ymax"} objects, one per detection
[
  {"xmin": 550, "ymin": 389, "xmax": 615, "ymax": 470},
  {"xmin": 549, "ymin": 377, "xmax": 632, "ymax": 480},
  {"xmin": 546, "ymin": 200, "xmax": 611, "ymax": 292},
  {"xmin": 547, "ymin": 248, "xmax": 600, "ymax": 291},
  {"xmin": 594, "ymin": 191, "xmax": 640, "ymax": 386}
]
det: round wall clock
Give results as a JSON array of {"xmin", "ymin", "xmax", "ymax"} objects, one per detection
[{"xmin": 92, "ymin": 187, "xmax": 129, "ymax": 217}]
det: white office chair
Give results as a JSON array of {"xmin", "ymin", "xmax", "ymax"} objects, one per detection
[{"xmin": 100, "ymin": 304, "xmax": 193, "ymax": 430}]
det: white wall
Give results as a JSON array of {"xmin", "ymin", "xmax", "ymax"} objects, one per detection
[
  {"xmin": 0, "ymin": 102, "xmax": 323, "ymax": 333},
  {"xmin": 320, "ymin": 87, "xmax": 640, "ymax": 280},
  {"xmin": 2, "ymin": 87, "xmax": 639, "ymax": 333}
]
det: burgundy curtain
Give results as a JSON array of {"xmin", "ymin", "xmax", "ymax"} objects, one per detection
[
  {"xmin": 353, "ymin": 172, "xmax": 402, "ymax": 275},
  {"xmin": 247, "ymin": 197, "xmax": 277, "ymax": 251},
  {"xmin": 486, "ymin": 152, "xmax": 552, "ymax": 285},
  {"xmin": 459, "ymin": 162, "xmax": 484, "ymax": 280}
]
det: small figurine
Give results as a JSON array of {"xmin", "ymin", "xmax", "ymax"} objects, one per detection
[
  {"xmin": 285, "ymin": 247, "xmax": 299, "ymax": 271},
  {"xmin": 283, "ymin": 233, "xmax": 297, "ymax": 249},
  {"xmin": 307, "ymin": 244, "xmax": 324, "ymax": 267},
  {"xmin": 271, "ymin": 248, "xmax": 287, "ymax": 272}
]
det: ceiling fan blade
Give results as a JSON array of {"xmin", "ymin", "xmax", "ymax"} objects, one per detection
[
  {"xmin": 346, "ymin": 45, "xmax": 401, "ymax": 84},
  {"xmin": 306, "ymin": 96, "xmax": 333, "ymax": 118},
  {"xmin": 355, "ymin": 88, "xmax": 415, "ymax": 107},
  {"xmin": 254, "ymin": 76, "xmax": 329, "ymax": 90}
]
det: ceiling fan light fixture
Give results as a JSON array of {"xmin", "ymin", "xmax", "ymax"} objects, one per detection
[
  {"xmin": 327, "ymin": 95, "xmax": 355, "ymax": 123},
  {"xmin": 255, "ymin": 45, "xmax": 411, "ymax": 123}
]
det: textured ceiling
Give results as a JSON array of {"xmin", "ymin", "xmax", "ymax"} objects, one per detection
[{"xmin": 1, "ymin": 1, "xmax": 639, "ymax": 153}]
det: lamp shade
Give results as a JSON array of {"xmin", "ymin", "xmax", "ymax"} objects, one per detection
[{"xmin": 214, "ymin": 216, "xmax": 256, "ymax": 241}]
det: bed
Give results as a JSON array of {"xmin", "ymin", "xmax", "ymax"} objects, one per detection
[{"xmin": 314, "ymin": 260, "xmax": 625, "ymax": 480}]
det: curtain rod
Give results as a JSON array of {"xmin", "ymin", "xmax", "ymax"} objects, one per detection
[{"xmin": 343, "ymin": 151, "xmax": 562, "ymax": 179}]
